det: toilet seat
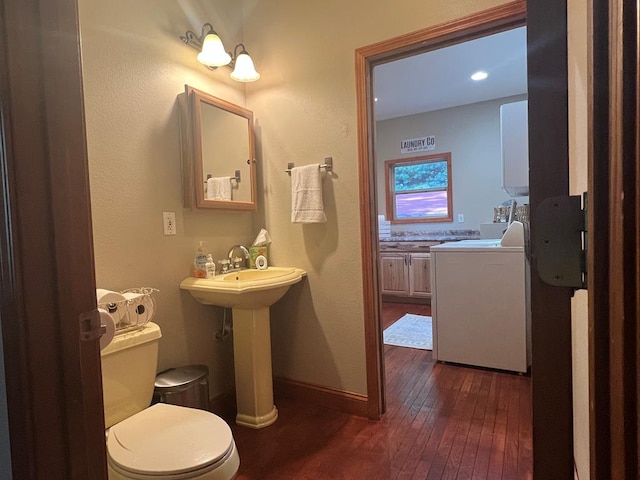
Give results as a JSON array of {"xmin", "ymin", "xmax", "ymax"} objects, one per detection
[{"xmin": 107, "ymin": 403, "xmax": 236, "ymax": 479}]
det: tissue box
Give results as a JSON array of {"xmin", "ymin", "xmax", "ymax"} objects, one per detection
[{"xmin": 249, "ymin": 246, "xmax": 268, "ymax": 268}]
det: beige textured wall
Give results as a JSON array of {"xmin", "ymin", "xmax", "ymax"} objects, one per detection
[
  {"xmin": 242, "ymin": 0, "xmax": 510, "ymax": 394},
  {"xmin": 568, "ymin": 0, "xmax": 589, "ymax": 476},
  {"xmin": 79, "ymin": 0, "xmax": 259, "ymax": 398}
]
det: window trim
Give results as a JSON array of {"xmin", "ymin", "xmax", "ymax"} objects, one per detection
[{"xmin": 384, "ymin": 152, "xmax": 453, "ymax": 224}]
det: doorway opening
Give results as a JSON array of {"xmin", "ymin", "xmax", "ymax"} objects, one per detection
[
  {"xmin": 355, "ymin": 0, "xmax": 527, "ymax": 420},
  {"xmin": 373, "ymin": 24, "xmax": 528, "ymax": 372},
  {"xmin": 367, "ymin": 10, "xmax": 532, "ymax": 476}
]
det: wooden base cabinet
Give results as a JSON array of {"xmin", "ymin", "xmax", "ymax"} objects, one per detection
[
  {"xmin": 409, "ymin": 253, "xmax": 431, "ymax": 297},
  {"xmin": 380, "ymin": 252, "xmax": 431, "ymax": 299}
]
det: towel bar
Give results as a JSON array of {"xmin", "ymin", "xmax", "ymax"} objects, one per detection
[
  {"xmin": 285, "ymin": 157, "xmax": 333, "ymax": 175},
  {"xmin": 204, "ymin": 170, "xmax": 241, "ymax": 183}
]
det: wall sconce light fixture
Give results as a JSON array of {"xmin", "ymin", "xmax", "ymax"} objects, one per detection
[{"xmin": 180, "ymin": 23, "xmax": 260, "ymax": 82}]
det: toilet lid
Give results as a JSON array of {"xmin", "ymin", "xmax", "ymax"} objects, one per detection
[{"xmin": 107, "ymin": 403, "xmax": 234, "ymax": 476}]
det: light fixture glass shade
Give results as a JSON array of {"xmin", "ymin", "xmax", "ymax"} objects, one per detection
[
  {"xmin": 230, "ymin": 52, "xmax": 261, "ymax": 82},
  {"xmin": 197, "ymin": 34, "xmax": 231, "ymax": 67}
]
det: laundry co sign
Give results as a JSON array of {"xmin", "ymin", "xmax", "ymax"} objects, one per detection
[{"xmin": 400, "ymin": 136, "xmax": 436, "ymax": 154}]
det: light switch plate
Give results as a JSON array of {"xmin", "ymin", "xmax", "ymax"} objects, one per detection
[{"xmin": 457, "ymin": 213, "xmax": 465, "ymax": 223}]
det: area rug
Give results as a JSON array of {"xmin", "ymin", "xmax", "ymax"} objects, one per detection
[{"xmin": 383, "ymin": 314, "xmax": 433, "ymax": 350}]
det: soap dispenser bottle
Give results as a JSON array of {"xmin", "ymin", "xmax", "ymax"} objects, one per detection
[
  {"xmin": 193, "ymin": 241, "xmax": 207, "ymax": 278},
  {"xmin": 205, "ymin": 254, "xmax": 216, "ymax": 279}
]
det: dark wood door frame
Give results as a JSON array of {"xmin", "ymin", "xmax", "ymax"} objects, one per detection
[
  {"xmin": 0, "ymin": 0, "xmax": 107, "ymax": 478},
  {"xmin": 356, "ymin": 1, "xmax": 575, "ymax": 477},
  {"xmin": 589, "ymin": 0, "xmax": 640, "ymax": 477}
]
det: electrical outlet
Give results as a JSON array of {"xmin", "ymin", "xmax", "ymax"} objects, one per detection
[
  {"xmin": 163, "ymin": 212, "xmax": 176, "ymax": 235},
  {"xmin": 457, "ymin": 213, "xmax": 465, "ymax": 223}
]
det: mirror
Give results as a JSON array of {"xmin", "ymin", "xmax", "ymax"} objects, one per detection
[{"xmin": 180, "ymin": 85, "xmax": 257, "ymax": 210}]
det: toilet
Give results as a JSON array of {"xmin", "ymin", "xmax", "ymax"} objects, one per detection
[{"xmin": 101, "ymin": 322, "xmax": 240, "ymax": 479}]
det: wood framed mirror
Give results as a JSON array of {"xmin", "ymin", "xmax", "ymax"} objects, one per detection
[{"xmin": 180, "ymin": 85, "xmax": 257, "ymax": 211}]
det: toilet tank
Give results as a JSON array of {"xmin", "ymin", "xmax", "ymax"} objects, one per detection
[{"xmin": 100, "ymin": 322, "xmax": 162, "ymax": 428}]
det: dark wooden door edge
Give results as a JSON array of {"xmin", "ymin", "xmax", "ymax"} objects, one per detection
[
  {"xmin": 589, "ymin": 0, "xmax": 611, "ymax": 477},
  {"xmin": 527, "ymin": 0, "xmax": 575, "ymax": 477},
  {"xmin": 590, "ymin": 0, "xmax": 640, "ymax": 477},
  {"xmin": 1, "ymin": 0, "xmax": 107, "ymax": 477}
]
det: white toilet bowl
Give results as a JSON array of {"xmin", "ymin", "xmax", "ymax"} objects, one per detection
[
  {"xmin": 100, "ymin": 321, "xmax": 239, "ymax": 480},
  {"xmin": 106, "ymin": 403, "xmax": 239, "ymax": 480}
]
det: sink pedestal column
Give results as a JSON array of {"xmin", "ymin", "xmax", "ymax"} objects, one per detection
[{"xmin": 232, "ymin": 306, "xmax": 278, "ymax": 429}]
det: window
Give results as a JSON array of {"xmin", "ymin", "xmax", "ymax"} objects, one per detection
[{"xmin": 384, "ymin": 153, "xmax": 453, "ymax": 223}]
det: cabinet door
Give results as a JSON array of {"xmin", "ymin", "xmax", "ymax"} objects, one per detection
[
  {"xmin": 380, "ymin": 253, "xmax": 409, "ymax": 296},
  {"xmin": 409, "ymin": 253, "xmax": 431, "ymax": 298}
]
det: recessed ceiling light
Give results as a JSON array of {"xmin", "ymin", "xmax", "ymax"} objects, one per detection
[{"xmin": 471, "ymin": 71, "xmax": 488, "ymax": 81}]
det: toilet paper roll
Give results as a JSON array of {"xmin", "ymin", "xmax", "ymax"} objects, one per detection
[
  {"xmin": 96, "ymin": 288, "xmax": 125, "ymax": 304},
  {"xmin": 122, "ymin": 292, "xmax": 155, "ymax": 326},
  {"xmin": 96, "ymin": 289, "xmax": 127, "ymax": 326},
  {"xmin": 98, "ymin": 308, "xmax": 116, "ymax": 351},
  {"xmin": 255, "ymin": 255, "xmax": 268, "ymax": 270}
]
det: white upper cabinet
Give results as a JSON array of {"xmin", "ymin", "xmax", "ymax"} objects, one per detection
[{"xmin": 500, "ymin": 100, "xmax": 529, "ymax": 197}]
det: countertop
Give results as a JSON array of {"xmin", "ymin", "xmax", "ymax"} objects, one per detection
[{"xmin": 379, "ymin": 229, "xmax": 480, "ymax": 243}]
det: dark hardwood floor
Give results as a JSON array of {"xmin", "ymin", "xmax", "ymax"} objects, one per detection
[{"xmin": 231, "ymin": 302, "xmax": 532, "ymax": 479}]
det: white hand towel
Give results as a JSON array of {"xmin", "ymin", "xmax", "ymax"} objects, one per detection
[
  {"xmin": 206, "ymin": 177, "xmax": 232, "ymax": 201},
  {"xmin": 291, "ymin": 164, "xmax": 327, "ymax": 223}
]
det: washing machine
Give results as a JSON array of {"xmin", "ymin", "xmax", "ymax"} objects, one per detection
[{"xmin": 430, "ymin": 223, "xmax": 531, "ymax": 373}]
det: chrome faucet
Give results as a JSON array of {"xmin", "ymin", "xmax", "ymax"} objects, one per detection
[{"xmin": 227, "ymin": 244, "xmax": 250, "ymax": 270}]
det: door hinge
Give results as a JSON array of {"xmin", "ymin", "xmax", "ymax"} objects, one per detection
[
  {"xmin": 79, "ymin": 309, "xmax": 106, "ymax": 342},
  {"xmin": 534, "ymin": 192, "xmax": 587, "ymax": 292}
]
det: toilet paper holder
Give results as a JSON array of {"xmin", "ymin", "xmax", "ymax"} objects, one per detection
[{"xmin": 97, "ymin": 287, "xmax": 158, "ymax": 334}]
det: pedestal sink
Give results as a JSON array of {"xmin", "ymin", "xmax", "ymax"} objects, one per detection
[{"xmin": 180, "ymin": 267, "xmax": 306, "ymax": 428}]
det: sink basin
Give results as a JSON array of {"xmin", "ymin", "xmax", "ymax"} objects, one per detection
[{"xmin": 180, "ymin": 266, "xmax": 306, "ymax": 308}]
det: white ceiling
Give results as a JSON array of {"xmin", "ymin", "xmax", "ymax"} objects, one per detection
[{"xmin": 373, "ymin": 27, "xmax": 528, "ymax": 121}]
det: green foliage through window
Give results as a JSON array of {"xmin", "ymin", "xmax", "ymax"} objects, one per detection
[
  {"xmin": 384, "ymin": 153, "xmax": 453, "ymax": 223},
  {"xmin": 394, "ymin": 161, "xmax": 448, "ymax": 191}
]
